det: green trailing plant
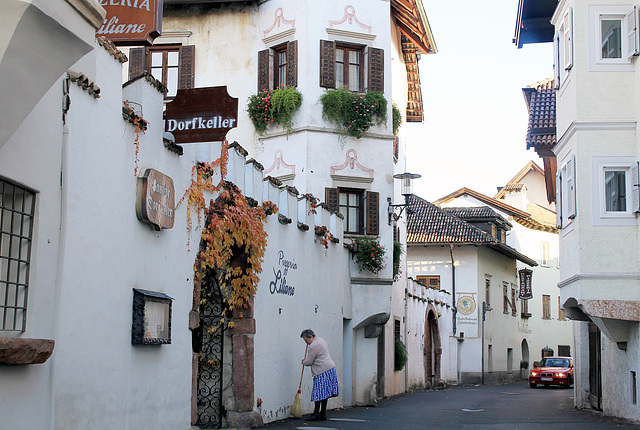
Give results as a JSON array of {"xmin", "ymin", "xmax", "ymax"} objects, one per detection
[
  {"xmin": 320, "ymin": 88, "xmax": 387, "ymax": 138},
  {"xmin": 393, "ymin": 240, "xmax": 403, "ymax": 281},
  {"xmin": 354, "ymin": 236, "xmax": 386, "ymax": 274},
  {"xmin": 392, "ymin": 102, "xmax": 402, "ymax": 135},
  {"xmin": 247, "ymin": 86, "xmax": 302, "ymax": 136},
  {"xmin": 520, "ymin": 360, "xmax": 529, "ymax": 369},
  {"xmin": 394, "ymin": 338, "xmax": 408, "ymax": 371}
]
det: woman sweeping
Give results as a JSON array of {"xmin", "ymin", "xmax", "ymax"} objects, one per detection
[{"xmin": 300, "ymin": 329, "xmax": 339, "ymax": 421}]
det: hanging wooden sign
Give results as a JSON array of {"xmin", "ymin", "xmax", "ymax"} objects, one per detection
[
  {"xmin": 518, "ymin": 268, "xmax": 533, "ymax": 300},
  {"xmin": 164, "ymin": 86, "xmax": 238, "ymax": 143},
  {"xmin": 136, "ymin": 169, "xmax": 175, "ymax": 231},
  {"xmin": 96, "ymin": 0, "xmax": 163, "ymax": 45}
]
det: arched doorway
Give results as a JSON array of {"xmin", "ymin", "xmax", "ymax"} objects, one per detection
[{"xmin": 423, "ymin": 306, "xmax": 442, "ymax": 388}]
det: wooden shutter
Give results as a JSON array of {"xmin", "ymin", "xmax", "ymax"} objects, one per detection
[
  {"xmin": 556, "ymin": 169, "xmax": 563, "ymax": 228},
  {"xmin": 320, "ymin": 40, "xmax": 336, "ymax": 88},
  {"xmin": 627, "ymin": 6, "xmax": 639, "ymax": 58},
  {"xmin": 632, "ymin": 162, "xmax": 640, "ymax": 212},
  {"xmin": 325, "ymin": 187, "xmax": 338, "ymax": 212},
  {"xmin": 128, "ymin": 47, "xmax": 146, "ymax": 80},
  {"xmin": 563, "ymin": 8, "xmax": 573, "ymax": 70},
  {"xmin": 366, "ymin": 191, "xmax": 379, "ymax": 235},
  {"xmin": 286, "ymin": 40, "xmax": 298, "ymax": 87},
  {"xmin": 178, "ymin": 45, "xmax": 195, "ymax": 90},
  {"xmin": 367, "ymin": 47, "xmax": 384, "ymax": 93},
  {"xmin": 566, "ymin": 155, "xmax": 576, "ymax": 219},
  {"xmin": 257, "ymin": 49, "xmax": 270, "ymax": 91}
]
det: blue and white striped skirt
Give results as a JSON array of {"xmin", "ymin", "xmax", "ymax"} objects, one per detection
[{"xmin": 311, "ymin": 367, "xmax": 339, "ymax": 401}]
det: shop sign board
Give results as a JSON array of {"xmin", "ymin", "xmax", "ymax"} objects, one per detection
[
  {"xmin": 136, "ymin": 169, "xmax": 175, "ymax": 231},
  {"xmin": 519, "ymin": 268, "xmax": 533, "ymax": 299},
  {"xmin": 96, "ymin": 0, "xmax": 163, "ymax": 45},
  {"xmin": 164, "ymin": 86, "xmax": 238, "ymax": 143}
]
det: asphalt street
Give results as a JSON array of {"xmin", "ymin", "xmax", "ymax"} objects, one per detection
[{"xmin": 258, "ymin": 382, "xmax": 640, "ymax": 430}]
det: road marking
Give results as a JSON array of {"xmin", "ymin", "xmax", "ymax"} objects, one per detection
[
  {"xmin": 329, "ymin": 418, "xmax": 368, "ymax": 422},
  {"xmin": 293, "ymin": 427, "xmax": 338, "ymax": 430},
  {"xmin": 462, "ymin": 408, "xmax": 485, "ymax": 412}
]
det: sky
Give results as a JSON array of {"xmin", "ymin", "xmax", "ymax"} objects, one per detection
[{"xmin": 404, "ymin": 0, "xmax": 554, "ymax": 202}]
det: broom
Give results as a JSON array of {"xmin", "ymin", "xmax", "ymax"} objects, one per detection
[{"xmin": 291, "ymin": 344, "xmax": 308, "ymax": 418}]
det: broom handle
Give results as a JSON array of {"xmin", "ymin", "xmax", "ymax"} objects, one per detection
[{"xmin": 298, "ymin": 344, "xmax": 309, "ymax": 389}]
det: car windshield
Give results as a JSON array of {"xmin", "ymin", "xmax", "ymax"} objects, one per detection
[{"xmin": 541, "ymin": 358, "xmax": 569, "ymax": 367}]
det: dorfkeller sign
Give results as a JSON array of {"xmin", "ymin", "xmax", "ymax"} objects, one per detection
[
  {"xmin": 518, "ymin": 268, "xmax": 533, "ymax": 300},
  {"xmin": 136, "ymin": 169, "xmax": 175, "ymax": 231},
  {"xmin": 164, "ymin": 86, "xmax": 238, "ymax": 143},
  {"xmin": 96, "ymin": 0, "xmax": 163, "ymax": 45}
]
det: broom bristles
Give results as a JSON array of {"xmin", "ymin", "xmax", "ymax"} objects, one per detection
[{"xmin": 291, "ymin": 392, "xmax": 302, "ymax": 418}]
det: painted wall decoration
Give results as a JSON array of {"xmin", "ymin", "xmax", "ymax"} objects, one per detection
[
  {"xmin": 96, "ymin": 0, "xmax": 163, "ymax": 45},
  {"xmin": 263, "ymin": 7, "xmax": 296, "ymax": 38},
  {"xmin": 136, "ymin": 168, "xmax": 175, "ymax": 231},
  {"xmin": 456, "ymin": 293, "xmax": 478, "ymax": 334},
  {"xmin": 262, "ymin": 149, "xmax": 296, "ymax": 181},
  {"xmin": 269, "ymin": 250, "xmax": 297, "ymax": 296}
]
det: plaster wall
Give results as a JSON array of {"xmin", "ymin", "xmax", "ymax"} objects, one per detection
[
  {"xmin": 0, "ymin": 70, "xmax": 65, "ymax": 430},
  {"xmin": 253, "ymin": 211, "xmax": 348, "ymax": 422},
  {"xmin": 601, "ymin": 324, "xmax": 640, "ymax": 420}
]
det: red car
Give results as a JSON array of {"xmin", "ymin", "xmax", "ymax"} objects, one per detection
[{"xmin": 529, "ymin": 356, "xmax": 574, "ymax": 388}]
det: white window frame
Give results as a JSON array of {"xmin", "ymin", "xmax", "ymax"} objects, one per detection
[
  {"xmin": 592, "ymin": 156, "xmax": 638, "ymax": 226},
  {"xmin": 557, "ymin": 154, "xmax": 576, "ymax": 229},
  {"xmin": 554, "ymin": 8, "xmax": 573, "ymax": 89},
  {"xmin": 589, "ymin": 5, "xmax": 637, "ymax": 71}
]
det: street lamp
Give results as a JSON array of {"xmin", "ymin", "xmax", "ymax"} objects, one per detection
[{"xmin": 388, "ymin": 172, "xmax": 421, "ymax": 225}]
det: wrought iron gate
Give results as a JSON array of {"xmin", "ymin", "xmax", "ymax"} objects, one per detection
[{"xmin": 196, "ymin": 276, "xmax": 225, "ymax": 427}]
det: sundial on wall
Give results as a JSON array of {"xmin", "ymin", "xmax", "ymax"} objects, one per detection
[{"xmin": 456, "ymin": 295, "xmax": 476, "ymax": 316}]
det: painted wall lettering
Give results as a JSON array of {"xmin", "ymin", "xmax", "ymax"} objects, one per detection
[{"xmin": 269, "ymin": 250, "xmax": 297, "ymax": 296}]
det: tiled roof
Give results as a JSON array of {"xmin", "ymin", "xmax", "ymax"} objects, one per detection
[
  {"xmin": 407, "ymin": 195, "xmax": 498, "ymax": 245},
  {"xmin": 97, "ymin": 36, "xmax": 128, "ymax": 64},
  {"xmin": 435, "ymin": 188, "xmax": 531, "ymax": 219},
  {"xmin": 442, "ymin": 206, "xmax": 511, "ymax": 228},
  {"xmin": 67, "ymin": 71, "xmax": 100, "ymax": 98},
  {"xmin": 493, "ymin": 161, "xmax": 542, "ymax": 200},
  {"xmin": 523, "ymin": 77, "xmax": 556, "ymax": 151}
]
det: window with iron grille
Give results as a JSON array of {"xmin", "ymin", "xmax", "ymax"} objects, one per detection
[{"xmin": 1, "ymin": 178, "xmax": 36, "ymax": 332}]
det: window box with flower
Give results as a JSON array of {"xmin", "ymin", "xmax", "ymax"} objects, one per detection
[
  {"xmin": 319, "ymin": 88, "xmax": 387, "ymax": 138},
  {"xmin": 349, "ymin": 236, "xmax": 386, "ymax": 274},
  {"xmin": 247, "ymin": 86, "xmax": 302, "ymax": 136}
]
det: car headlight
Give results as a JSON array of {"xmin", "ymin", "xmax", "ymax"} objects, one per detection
[
  {"xmin": 555, "ymin": 373, "xmax": 566, "ymax": 377},
  {"xmin": 531, "ymin": 372, "xmax": 538, "ymax": 377}
]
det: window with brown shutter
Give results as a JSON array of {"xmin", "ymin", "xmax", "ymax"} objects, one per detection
[
  {"xmin": 257, "ymin": 41, "xmax": 298, "ymax": 91},
  {"xmin": 128, "ymin": 45, "xmax": 195, "ymax": 99},
  {"xmin": 367, "ymin": 47, "xmax": 384, "ymax": 92},
  {"xmin": 320, "ymin": 40, "xmax": 384, "ymax": 93},
  {"xmin": 324, "ymin": 187, "xmax": 378, "ymax": 235}
]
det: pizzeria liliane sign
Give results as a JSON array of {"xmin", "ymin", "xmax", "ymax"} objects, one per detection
[
  {"xmin": 164, "ymin": 87, "xmax": 239, "ymax": 143},
  {"xmin": 96, "ymin": 0, "xmax": 163, "ymax": 45}
]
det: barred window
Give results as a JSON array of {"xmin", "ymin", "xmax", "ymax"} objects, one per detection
[{"xmin": 1, "ymin": 179, "xmax": 35, "ymax": 332}]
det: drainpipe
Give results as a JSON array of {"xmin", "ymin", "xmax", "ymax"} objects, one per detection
[{"xmin": 450, "ymin": 245, "xmax": 456, "ymax": 335}]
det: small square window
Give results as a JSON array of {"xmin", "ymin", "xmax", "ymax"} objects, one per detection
[
  {"xmin": 605, "ymin": 169, "xmax": 627, "ymax": 212},
  {"xmin": 601, "ymin": 18, "xmax": 623, "ymax": 59}
]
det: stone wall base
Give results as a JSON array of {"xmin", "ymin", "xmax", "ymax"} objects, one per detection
[{"xmin": 225, "ymin": 410, "xmax": 263, "ymax": 429}]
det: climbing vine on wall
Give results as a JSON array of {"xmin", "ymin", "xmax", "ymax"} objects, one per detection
[
  {"xmin": 176, "ymin": 141, "xmax": 277, "ymax": 321},
  {"xmin": 123, "ymin": 100, "xmax": 148, "ymax": 177}
]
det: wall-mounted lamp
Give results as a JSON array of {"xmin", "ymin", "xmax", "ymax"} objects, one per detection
[{"xmin": 388, "ymin": 172, "xmax": 421, "ymax": 225}]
